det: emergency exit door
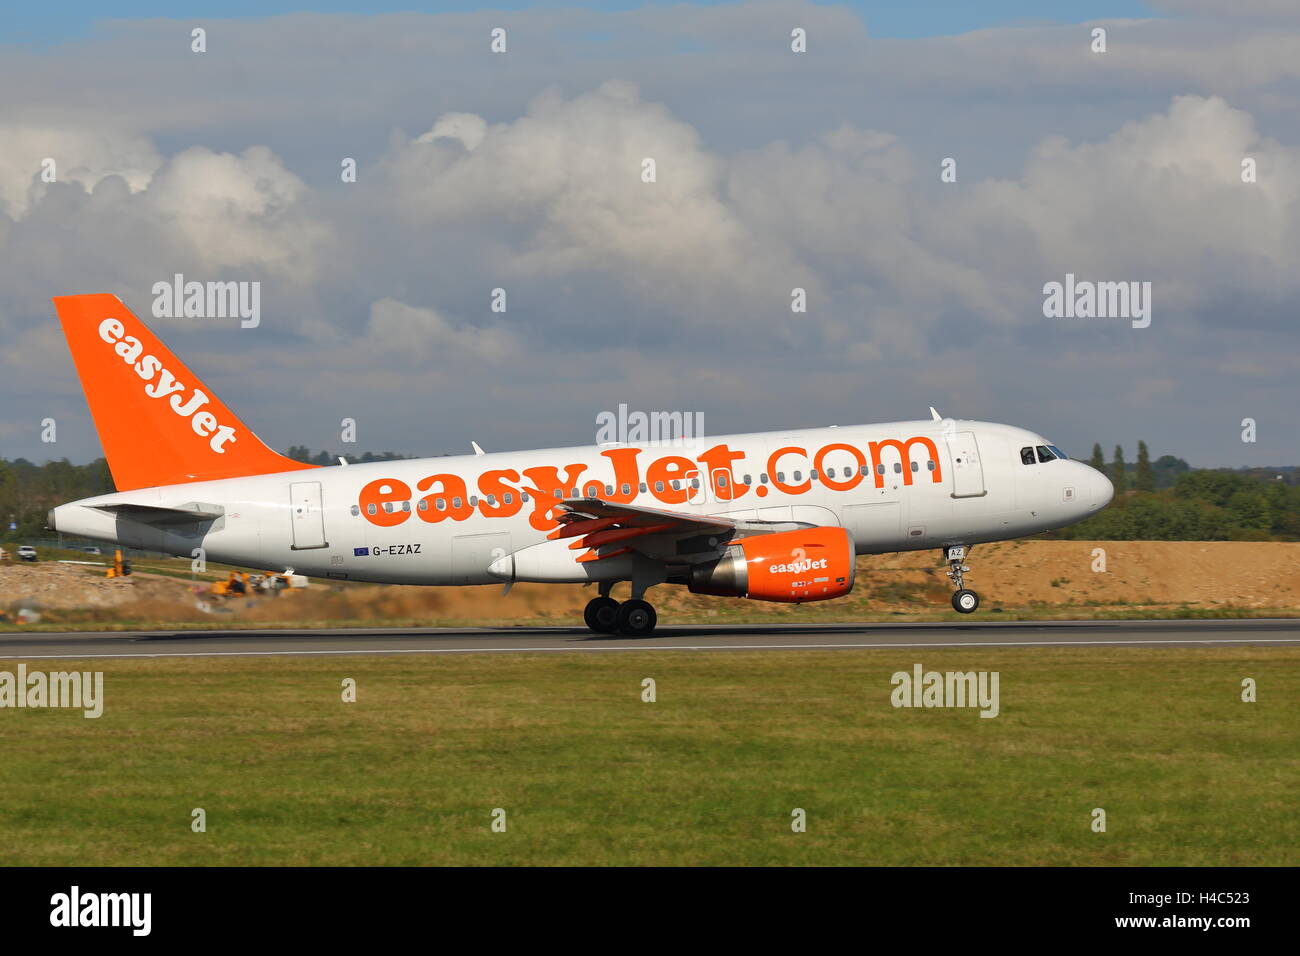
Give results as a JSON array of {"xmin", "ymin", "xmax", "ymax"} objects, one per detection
[
  {"xmin": 946, "ymin": 432, "xmax": 986, "ymax": 498},
  {"xmin": 290, "ymin": 481, "xmax": 328, "ymax": 550}
]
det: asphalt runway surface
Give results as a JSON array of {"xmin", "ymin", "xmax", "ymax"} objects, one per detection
[{"xmin": 0, "ymin": 618, "xmax": 1296, "ymax": 660}]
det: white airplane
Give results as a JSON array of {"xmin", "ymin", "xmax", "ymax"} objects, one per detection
[{"xmin": 47, "ymin": 294, "xmax": 1113, "ymax": 635}]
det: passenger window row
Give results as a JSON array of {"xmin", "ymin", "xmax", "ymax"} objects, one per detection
[
  {"xmin": 353, "ymin": 491, "xmax": 530, "ymax": 516},
  {"xmin": 349, "ymin": 457, "xmax": 945, "ymax": 516}
]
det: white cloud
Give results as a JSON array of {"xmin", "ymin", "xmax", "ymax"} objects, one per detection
[
  {"xmin": 364, "ymin": 297, "xmax": 521, "ymax": 367},
  {"xmin": 0, "ymin": 125, "xmax": 161, "ymax": 220},
  {"xmin": 944, "ymin": 95, "xmax": 1300, "ymax": 307},
  {"xmin": 414, "ymin": 112, "xmax": 487, "ymax": 151},
  {"xmin": 144, "ymin": 145, "xmax": 330, "ymax": 277},
  {"xmin": 382, "ymin": 82, "xmax": 806, "ymax": 320}
]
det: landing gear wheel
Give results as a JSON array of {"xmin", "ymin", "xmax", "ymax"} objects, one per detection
[
  {"xmin": 943, "ymin": 545, "xmax": 979, "ymax": 614},
  {"xmin": 584, "ymin": 596, "xmax": 620, "ymax": 633},
  {"xmin": 615, "ymin": 599, "xmax": 657, "ymax": 636}
]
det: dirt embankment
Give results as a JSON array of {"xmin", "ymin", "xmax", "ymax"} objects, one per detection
[
  {"xmin": 0, "ymin": 562, "xmax": 184, "ymax": 610},
  {"xmin": 1, "ymin": 540, "xmax": 1297, "ymax": 627},
  {"xmin": 862, "ymin": 540, "xmax": 1300, "ymax": 610}
]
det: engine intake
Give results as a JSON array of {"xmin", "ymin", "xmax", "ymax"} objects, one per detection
[{"xmin": 689, "ymin": 526, "xmax": 856, "ymax": 603}]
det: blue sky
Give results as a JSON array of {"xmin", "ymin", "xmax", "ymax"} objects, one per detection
[{"xmin": 7, "ymin": 1, "xmax": 1162, "ymax": 45}]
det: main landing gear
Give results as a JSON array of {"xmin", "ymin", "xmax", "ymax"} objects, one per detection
[
  {"xmin": 583, "ymin": 596, "xmax": 658, "ymax": 636},
  {"xmin": 584, "ymin": 586, "xmax": 658, "ymax": 637},
  {"xmin": 945, "ymin": 544, "xmax": 980, "ymax": 614},
  {"xmin": 583, "ymin": 596, "xmax": 620, "ymax": 632}
]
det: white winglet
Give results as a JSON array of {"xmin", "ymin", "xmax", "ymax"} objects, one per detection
[
  {"xmin": 929, "ymin": 406, "xmax": 942, "ymax": 421},
  {"xmin": 471, "ymin": 441, "xmax": 485, "ymax": 456}
]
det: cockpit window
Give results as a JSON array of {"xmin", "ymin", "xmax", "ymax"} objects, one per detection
[
  {"xmin": 1020, "ymin": 446, "xmax": 1036, "ymax": 465},
  {"xmin": 1036, "ymin": 445, "xmax": 1054, "ymax": 463},
  {"xmin": 1048, "ymin": 445, "xmax": 1067, "ymax": 460}
]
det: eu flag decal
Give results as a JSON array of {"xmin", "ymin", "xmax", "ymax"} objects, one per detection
[{"xmin": 354, "ymin": 547, "xmax": 370, "ymax": 556}]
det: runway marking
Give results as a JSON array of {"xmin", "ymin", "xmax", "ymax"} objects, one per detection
[{"xmin": 0, "ymin": 636, "xmax": 1298, "ymax": 661}]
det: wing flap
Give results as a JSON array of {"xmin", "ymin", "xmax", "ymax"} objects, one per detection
[
  {"xmin": 550, "ymin": 498, "xmax": 738, "ymax": 566},
  {"xmin": 555, "ymin": 497, "xmax": 736, "ymax": 532}
]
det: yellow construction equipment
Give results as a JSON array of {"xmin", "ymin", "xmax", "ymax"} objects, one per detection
[
  {"xmin": 208, "ymin": 569, "xmax": 307, "ymax": 599},
  {"xmin": 105, "ymin": 548, "xmax": 132, "ymax": 578},
  {"xmin": 255, "ymin": 571, "xmax": 309, "ymax": 595},
  {"xmin": 209, "ymin": 570, "xmax": 251, "ymax": 597}
]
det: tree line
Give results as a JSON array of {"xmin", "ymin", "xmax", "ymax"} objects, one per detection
[
  {"xmin": 1052, "ymin": 442, "xmax": 1300, "ymax": 541},
  {"xmin": 284, "ymin": 446, "xmax": 414, "ymax": 467}
]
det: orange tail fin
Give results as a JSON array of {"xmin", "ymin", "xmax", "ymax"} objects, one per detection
[{"xmin": 53, "ymin": 293, "xmax": 317, "ymax": 491}]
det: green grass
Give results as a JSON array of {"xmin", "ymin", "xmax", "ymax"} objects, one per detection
[{"xmin": 0, "ymin": 646, "xmax": 1296, "ymax": 865}]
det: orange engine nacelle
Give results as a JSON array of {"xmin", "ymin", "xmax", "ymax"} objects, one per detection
[{"xmin": 688, "ymin": 526, "xmax": 856, "ymax": 603}]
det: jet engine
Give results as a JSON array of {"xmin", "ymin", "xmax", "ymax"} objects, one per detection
[{"xmin": 688, "ymin": 526, "xmax": 855, "ymax": 603}]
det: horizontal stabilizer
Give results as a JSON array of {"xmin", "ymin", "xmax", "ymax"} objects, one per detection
[{"xmin": 92, "ymin": 502, "xmax": 226, "ymax": 525}]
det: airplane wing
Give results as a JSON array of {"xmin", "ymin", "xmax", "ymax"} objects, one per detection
[{"xmin": 550, "ymin": 497, "xmax": 807, "ymax": 564}]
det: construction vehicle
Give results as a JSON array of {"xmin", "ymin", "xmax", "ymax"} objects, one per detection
[
  {"xmin": 208, "ymin": 569, "xmax": 307, "ymax": 599},
  {"xmin": 105, "ymin": 548, "xmax": 132, "ymax": 578},
  {"xmin": 209, "ymin": 570, "xmax": 251, "ymax": 597},
  {"xmin": 254, "ymin": 571, "xmax": 309, "ymax": 595}
]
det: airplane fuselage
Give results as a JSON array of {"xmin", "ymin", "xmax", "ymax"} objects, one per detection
[{"xmin": 50, "ymin": 418, "xmax": 1112, "ymax": 586}]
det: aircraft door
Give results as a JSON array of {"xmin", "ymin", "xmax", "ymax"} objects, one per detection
[
  {"xmin": 711, "ymin": 467, "xmax": 739, "ymax": 504},
  {"xmin": 684, "ymin": 467, "xmax": 710, "ymax": 507},
  {"xmin": 946, "ymin": 432, "xmax": 987, "ymax": 498},
  {"xmin": 289, "ymin": 481, "xmax": 328, "ymax": 550}
]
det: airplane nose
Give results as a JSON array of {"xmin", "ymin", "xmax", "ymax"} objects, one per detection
[{"xmin": 1085, "ymin": 466, "xmax": 1114, "ymax": 511}]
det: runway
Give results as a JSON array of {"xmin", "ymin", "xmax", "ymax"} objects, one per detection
[{"xmin": 0, "ymin": 618, "xmax": 1296, "ymax": 660}]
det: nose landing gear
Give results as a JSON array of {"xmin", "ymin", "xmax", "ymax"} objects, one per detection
[{"xmin": 944, "ymin": 545, "xmax": 980, "ymax": 614}]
